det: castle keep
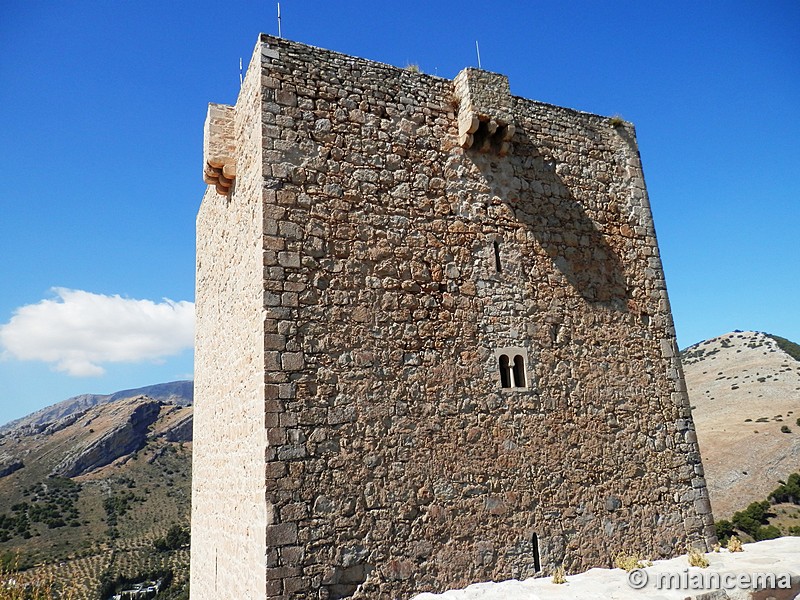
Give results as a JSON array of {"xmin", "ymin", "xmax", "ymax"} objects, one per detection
[{"xmin": 192, "ymin": 35, "xmax": 716, "ymax": 599}]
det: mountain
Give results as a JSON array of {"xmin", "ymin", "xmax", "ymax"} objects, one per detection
[
  {"xmin": 0, "ymin": 381, "xmax": 193, "ymax": 435},
  {"xmin": 682, "ymin": 331, "xmax": 800, "ymax": 518},
  {"xmin": 0, "ymin": 385, "xmax": 193, "ymax": 598}
]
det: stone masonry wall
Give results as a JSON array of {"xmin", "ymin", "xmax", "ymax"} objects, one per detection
[
  {"xmin": 191, "ymin": 41, "xmax": 268, "ymax": 598},
  {"xmin": 193, "ymin": 34, "xmax": 716, "ymax": 600}
]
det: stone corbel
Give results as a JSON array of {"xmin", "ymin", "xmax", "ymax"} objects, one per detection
[{"xmin": 203, "ymin": 103, "xmax": 236, "ymax": 195}]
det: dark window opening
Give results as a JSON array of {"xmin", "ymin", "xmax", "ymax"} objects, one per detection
[
  {"xmin": 493, "ymin": 240, "xmax": 502, "ymax": 273},
  {"xmin": 512, "ymin": 355, "xmax": 526, "ymax": 387},
  {"xmin": 532, "ymin": 532, "xmax": 541, "ymax": 572},
  {"xmin": 498, "ymin": 351, "xmax": 528, "ymax": 389},
  {"xmin": 499, "ymin": 354, "xmax": 511, "ymax": 388}
]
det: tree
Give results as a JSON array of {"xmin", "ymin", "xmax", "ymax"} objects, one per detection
[
  {"xmin": 154, "ymin": 524, "xmax": 190, "ymax": 552},
  {"xmin": 770, "ymin": 472, "xmax": 800, "ymax": 504},
  {"xmin": 714, "ymin": 519, "xmax": 735, "ymax": 544},
  {"xmin": 731, "ymin": 501, "xmax": 772, "ymax": 538}
]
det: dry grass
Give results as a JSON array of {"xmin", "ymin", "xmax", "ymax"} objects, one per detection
[
  {"xmin": 0, "ymin": 554, "xmax": 79, "ymax": 599},
  {"xmin": 687, "ymin": 548, "xmax": 710, "ymax": 568},
  {"xmin": 727, "ymin": 535, "xmax": 743, "ymax": 553},
  {"xmin": 613, "ymin": 551, "xmax": 649, "ymax": 571},
  {"xmin": 551, "ymin": 565, "xmax": 566, "ymax": 584},
  {"xmin": 683, "ymin": 331, "xmax": 800, "ymax": 517}
]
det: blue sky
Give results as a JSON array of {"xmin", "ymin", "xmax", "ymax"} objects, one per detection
[{"xmin": 0, "ymin": 1, "xmax": 798, "ymax": 425}]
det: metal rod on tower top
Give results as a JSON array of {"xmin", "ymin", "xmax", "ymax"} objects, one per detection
[
  {"xmin": 475, "ymin": 40, "xmax": 481, "ymax": 69},
  {"xmin": 277, "ymin": 3, "xmax": 282, "ymax": 38},
  {"xmin": 239, "ymin": 57, "xmax": 243, "ymax": 87}
]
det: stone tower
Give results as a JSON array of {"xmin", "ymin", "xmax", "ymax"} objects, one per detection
[{"xmin": 191, "ymin": 35, "xmax": 716, "ymax": 599}]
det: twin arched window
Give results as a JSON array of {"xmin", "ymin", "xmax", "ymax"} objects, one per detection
[{"xmin": 498, "ymin": 351, "xmax": 526, "ymax": 388}]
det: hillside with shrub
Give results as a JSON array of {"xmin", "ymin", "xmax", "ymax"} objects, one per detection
[{"xmin": 0, "ymin": 390, "xmax": 192, "ymax": 599}]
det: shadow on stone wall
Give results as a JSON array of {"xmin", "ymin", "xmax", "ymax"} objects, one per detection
[{"xmin": 469, "ymin": 134, "xmax": 630, "ymax": 309}]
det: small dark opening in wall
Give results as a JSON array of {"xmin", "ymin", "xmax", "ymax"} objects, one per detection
[
  {"xmin": 493, "ymin": 240, "xmax": 502, "ymax": 273},
  {"xmin": 512, "ymin": 355, "xmax": 526, "ymax": 388},
  {"xmin": 473, "ymin": 119, "xmax": 491, "ymax": 150},
  {"xmin": 532, "ymin": 533, "xmax": 541, "ymax": 572},
  {"xmin": 499, "ymin": 354, "xmax": 511, "ymax": 388}
]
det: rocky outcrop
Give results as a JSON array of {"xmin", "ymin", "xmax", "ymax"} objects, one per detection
[
  {"xmin": 161, "ymin": 412, "xmax": 193, "ymax": 443},
  {"xmin": 0, "ymin": 393, "xmax": 111, "ymax": 435},
  {"xmin": 43, "ymin": 411, "xmax": 87, "ymax": 436},
  {"xmin": 0, "ymin": 454, "xmax": 23, "ymax": 478},
  {"xmin": 0, "ymin": 380, "xmax": 193, "ymax": 435},
  {"xmin": 51, "ymin": 397, "xmax": 161, "ymax": 478}
]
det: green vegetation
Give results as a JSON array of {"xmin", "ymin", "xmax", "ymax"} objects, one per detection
[
  {"xmin": 766, "ymin": 333, "xmax": 800, "ymax": 362},
  {"xmin": 770, "ymin": 473, "xmax": 800, "ymax": 504},
  {"xmin": 731, "ymin": 500, "xmax": 780, "ymax": 540},
  {"xmin": 103, "ymin": 491, "xmax": 142, "ymax": 539},
  {"xmin": 680, "ymin": 345, "xmax": 719, "ymax": 363},
  {"xmin": 153, "ymin": 524, "xmax": 190, "ymax": 552},
  {"xmin": 0, "ymin": 399, "xmax": 193, "ymax": 599},
  {"xmin": 0, "ymin": 551, "xmax": 17, "ymax": 571},
  {"xmin": 716, "ymin": 471, "xmax": 800, "ymax": 543},
  {"xmin": 0, "ymin": 478, "xmax": 81, "ymax": 542},
  {"xmin": 714, "ymin": 519, "xmax": 735, "ymax": 544}
]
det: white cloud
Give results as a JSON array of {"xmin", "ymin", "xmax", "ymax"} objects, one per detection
[{"xmin": 0, "ymin": 288, "xmax": 194, "ymax": 377}]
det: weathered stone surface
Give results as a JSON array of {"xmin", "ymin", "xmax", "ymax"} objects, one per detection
[
  {"xmin": 192, "ymin": 38, "xmax": 271, "ymax": 600},
  {"xmin": 454, "ymin": 68, "xmax": 515, "ymax": 153},
  {"xmin": 192, "ymin": 34, "xmax": 716, "ymax": 600},
  {"xmin": 203, "ymin": 103, "xmax": 236, "ymax": 194},
  {"xmin": 0, "ymin": 454, "xmax": 23, "ymax": 478},
  {"xmin": 51, "ymin": 397, "xmax": 160, "ymax": 478},
  {"xmin": 160, "ymin": 411, "xmax": 193, "ymax": 443}
]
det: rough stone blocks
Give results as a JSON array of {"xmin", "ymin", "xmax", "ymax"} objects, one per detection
[{"xmin": 191, "ymin": 34, "xmax": 717, "ymax": 600}]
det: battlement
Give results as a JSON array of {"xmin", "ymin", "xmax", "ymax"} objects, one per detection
[{"xmin": 191, "ymin": 35, "xmax": 716, "ymax": 600}]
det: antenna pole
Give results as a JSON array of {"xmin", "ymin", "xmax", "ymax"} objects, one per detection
[
  {"xmin": 277, "ymin": 3, "xmax": 282, "ymax": 38},
  {"xmin": 475, "ymin": 40, "xmax": 481, "ymax": 69},
  {"xmin": 239, "ymin": 57, "xmax": 243, "ymax": 86}
]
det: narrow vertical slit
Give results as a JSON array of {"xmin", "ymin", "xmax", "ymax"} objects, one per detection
[
  {"xmin": 532, "ymin": 533, "xmax": 541, "ymax": 572},
  {"xmin": 493, "ymin": 240, "xmax": 502, "ymax": 273}
]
